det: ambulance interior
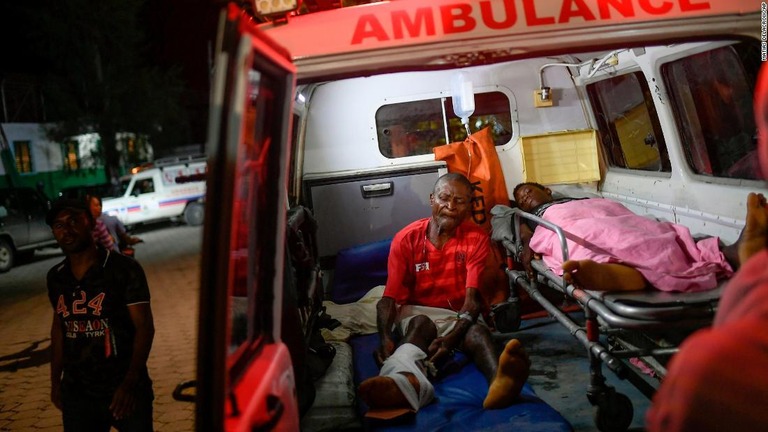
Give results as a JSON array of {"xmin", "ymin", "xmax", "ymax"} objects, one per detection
[
  {"xmin": 285, "ymin": 38, "xmax": 763, "ymax": 431},
  {"xmin": 198, "ymin": 6, "xmax": 764, "ymax": 431}
]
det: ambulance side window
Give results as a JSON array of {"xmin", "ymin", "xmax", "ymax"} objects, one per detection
[
  {"xmin": 134, "ymin": 179, "xmax": 155, "ymax": 195},
  {"xmin": 444, "ymin": 92, "xmax": 513, "ymax": 144},
  {"xmin": 587, "ymin": 72, "xmax": 670, "ymax": 172},
  {"xmin": 662, "ymin": 43, "xmax": 759, "ymax": 180},
  {"xmin": 375, "ymin": 91, "xmax": 512, "ymax": 158}
]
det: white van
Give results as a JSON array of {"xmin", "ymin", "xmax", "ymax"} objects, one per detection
[
  {"xmin": 102, "ymin": 154, "xmax": 206, "ymax": 226},
  {"xmin": 186, "ymin": 1, "xmax": 764, "ymax": 431}
]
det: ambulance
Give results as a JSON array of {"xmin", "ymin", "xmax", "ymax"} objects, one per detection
[
  {"xmin": 181, "ymin": 1, "xmax": 764, "ymax": 430},
  {"xmin": 101, "ymin": 154, "xmax": 207, "ymax": 227}
]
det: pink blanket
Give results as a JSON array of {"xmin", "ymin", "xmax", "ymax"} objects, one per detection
[{"xmin": 529, "ymin": 198, "xmax": 733, "ymax": 292}]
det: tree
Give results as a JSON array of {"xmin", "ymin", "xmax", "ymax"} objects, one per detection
[{"xmin": 18, "ymin": 0, "xmax": 190, "ymax": 182}]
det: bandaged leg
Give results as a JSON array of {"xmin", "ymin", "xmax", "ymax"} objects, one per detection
[{"xmin": 359, "ymin": 343, "xmax": 435, "ymax": 411}]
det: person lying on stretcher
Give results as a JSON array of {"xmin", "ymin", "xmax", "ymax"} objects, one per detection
[
  {"xmin": 358, "ymin": 173, "xmax": 530, "ymax": 417},
  {"xmin": 513, "ymin": 182, "xmax": 746, "ymax": 292}
]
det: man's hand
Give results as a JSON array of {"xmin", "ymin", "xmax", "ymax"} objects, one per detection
[
  {"xmin": 374, "ymin": 336, "xmax": 396, "ymax": 368},
  {"xmin": 521, "ymin": 244, "xmax": 535, "ymax": 279},
  {"xmin": 428, "ymin": 331, "xmax": 462, "ymax": 364},
  {"xmin": 110, "ymin": 375, "xmax": 139, "ymax": 420}
]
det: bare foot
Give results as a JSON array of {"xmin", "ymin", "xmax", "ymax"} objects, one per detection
[
  {"xmin": 359, "ymin": 372, "xmax": 420, "ymax": 409},
  {"xmin": 561, "ymin": 260, "xmax": 646, "ymax": 291},
  {"xmin": 739, "ymin": 193, "xmax": 768, "ymax": 265},
  {"xmin": 483, "ymin": 339, "xmax": 531, "ymax": 409}
]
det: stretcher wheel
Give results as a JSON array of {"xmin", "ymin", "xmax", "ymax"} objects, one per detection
[{"xmin": 593, "ymin": 391, "xmax": 633, "ymax": 432}]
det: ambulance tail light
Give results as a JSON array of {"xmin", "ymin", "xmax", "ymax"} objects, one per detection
[{"xmin": 253, "ymin": 0, "xmax": 300, "ymax": 18}]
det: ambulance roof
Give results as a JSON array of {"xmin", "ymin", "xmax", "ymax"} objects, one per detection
[{"xmin": 257, "ymin": 0, "xmax": 759, "ymax": 81}]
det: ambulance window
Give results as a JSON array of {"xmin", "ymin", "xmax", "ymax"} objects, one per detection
[
  {"xmin": 134, "ymin": 179, "xmax": 154, "ymax": 195},
  {"xmin": 376, "ymin": 91, "xmax": 512, "ymax": 158},
  {"xmin": 377, "ymin": 99, "xmax": 444, "ymax": 158},
  {"xmin": 445, "ymin": 92, "xmax": 513, "ymax": 145},
  {"xmin": 587, "ymin": 72, "xmax": 670, "ymax": 172},
  {"xmin": 662, "ymin": 44, "xmax": 759, "ymax": 180}
]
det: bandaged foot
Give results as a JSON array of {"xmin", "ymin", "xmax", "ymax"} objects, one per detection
[
  {"xmin": 562, "ymin": 260, "xmax": 646, "ymax": 292},
  {"xmin": 483, "ymin": 338, "xmax": 531, "ymax": 409},
  {"xmin": 359, "ymin": 343, "xmax": 435, "ymax": 412},
  {"xmin": 739, "ymin": 193, "xmax": 768, "ymax": 265}
]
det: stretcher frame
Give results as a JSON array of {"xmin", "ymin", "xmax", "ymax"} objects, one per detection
[{"xmin": 496, "ymin": 207, "xmax": 722, "ymax": 431}]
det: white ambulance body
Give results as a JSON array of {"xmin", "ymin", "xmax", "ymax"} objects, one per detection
[
  {"xmin": 190, "ymin": 1, "xmax": 765, "ymax": 431},
  {"xmin": 102, "ymin": 155, "xmax": 207, "ymax": 226}
]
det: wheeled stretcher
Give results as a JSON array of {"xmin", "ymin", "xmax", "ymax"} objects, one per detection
[{"xmin": 490, "ymin": 205, "xmax": 723, "ymax": 431}]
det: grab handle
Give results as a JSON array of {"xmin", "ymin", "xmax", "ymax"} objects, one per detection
[{"xmin": 361, "ymin": 182, "xmax": 393, "ymax": 198}]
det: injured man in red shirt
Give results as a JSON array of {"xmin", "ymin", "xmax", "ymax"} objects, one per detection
[{"xmin": 358, "ymin": 172, "xmax": 530, "ymax": 418}]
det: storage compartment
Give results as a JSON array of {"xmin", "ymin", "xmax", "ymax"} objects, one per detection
[
  {"xmin": 304, "ymin": 162, "xmax": 446, "ymax": 259},
  {"xmin": 520, "ymin": 129, "xmax": 600, "ymax": 184}
]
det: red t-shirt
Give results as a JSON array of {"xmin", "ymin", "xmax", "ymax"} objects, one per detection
[
  {"xmin": 384, "ymin": 218, "xmax": 490, "ymax": 310},
  {"xmin": 645, "ymin": 249, "xmax": 768, "ymax": 431}
]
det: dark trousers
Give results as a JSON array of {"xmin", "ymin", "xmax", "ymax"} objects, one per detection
[{"xmin": 61, "ymin": 386, "xmax": 154, "ymax": 432}]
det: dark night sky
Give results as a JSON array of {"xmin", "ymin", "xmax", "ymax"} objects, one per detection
[
  {"xmin": 145, "ymin": 0, "xmax": 222, "ymax": 100},
  {"xmin": 144, "ymin": 0, "xmax": 223, "ymax": 143},
  {"xmin": 0, "ymin": 0, "xmax": 224, "ymax": 144}
]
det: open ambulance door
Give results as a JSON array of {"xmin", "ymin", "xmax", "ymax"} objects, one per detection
[{"xmin": 194, "ymin": 5, "xmax": 297, "ymax": 431}]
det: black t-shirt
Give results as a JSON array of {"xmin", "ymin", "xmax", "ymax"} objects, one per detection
[{"xmin": 47, "ymin": 248, "xmax": 151, "ymax": 397}]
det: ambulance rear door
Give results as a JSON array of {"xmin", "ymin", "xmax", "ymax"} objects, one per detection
[{"xmin": 194, "ymin": 5, "xmax": 297, "ymax": 431}]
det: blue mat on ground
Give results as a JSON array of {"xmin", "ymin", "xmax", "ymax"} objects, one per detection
[{"xmin": 350, "ymin": 334, "xmax": 573, "ymax": 432}]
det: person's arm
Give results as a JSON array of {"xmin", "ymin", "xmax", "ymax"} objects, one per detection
[
  {"xmin": 115, "ymin": 219, "xmax": 142, "ymax": 246},
  {"xmin": 50, "ymin": 313, "xmax": 63, "ymax": 411},
  {"xmin": 519, "ymin": 223, "xmax": 536, "ymax": 279},
  {"xmin": 428, "ymin": 231, "xmax": 489, "ymax": 362},
  {"xmin": 375, "ymin": 230, "xmax": 412, "ymax": 366},
  {"xmin": 373, "ymin": 296, "xmax": 398, "ymax": 367},
  {"xmin": 109, "ymin": 303, "xmax": 155, "ymax": 419},
  {"xmin": 93, "ymin": 220, "xmax": 115, "ymax": 251},
  {"xmin": 428, "ymin": 287, "xmax": 483, "ymax": 363},
  {"xmin": 118, "ymin": 231, "xmax": 142, "ymax": 246}
]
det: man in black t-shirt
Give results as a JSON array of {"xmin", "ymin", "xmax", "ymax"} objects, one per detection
[{"xmin": 46, "ymin": 198, "xmax": 155, "ymax": 431}]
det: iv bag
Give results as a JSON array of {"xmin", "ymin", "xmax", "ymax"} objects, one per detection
[{"xmin": 451, "ymin": 72, "xmax": 475, "ymax": 121}]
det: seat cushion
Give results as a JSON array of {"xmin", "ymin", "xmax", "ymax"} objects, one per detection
[{"xmin": 330, "ymin": 238, "xmax": 392, "ymax": 304}]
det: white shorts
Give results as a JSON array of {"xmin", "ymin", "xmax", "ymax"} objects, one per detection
[{"xmin": 396, "ymin": 305, "xmax": 486, "ymax": 338}]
